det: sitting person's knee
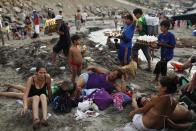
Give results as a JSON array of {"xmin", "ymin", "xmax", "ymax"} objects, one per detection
[
  {"xmin": 33, "ymin": 95, "xmax": 40, "ymax": 101},
  {"xmin": 40, "ymin": 94, "xmax": 47, "ymax": 99}
]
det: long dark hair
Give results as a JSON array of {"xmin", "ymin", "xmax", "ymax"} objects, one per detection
[{"xmin": 160, "ymin": 76, "xmax": 177, "ymax": 94}]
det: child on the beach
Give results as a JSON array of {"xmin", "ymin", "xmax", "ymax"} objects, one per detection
[
  {"xmin": 68, "ymin": 35, "xmax": 86, "ymax": 84},
  {"xmin": 153, "ymin": 20, "xmax": 176, "ymax": 82}
]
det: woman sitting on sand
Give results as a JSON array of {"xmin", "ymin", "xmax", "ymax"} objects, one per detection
[
  {"xmin": 23, "ymin": 65, "xmax": 52, "ymax": 129},
  {"xmin": 129, "ymin": 76, "xmax": 192, "ymax": 130},
  {"xmin": 0, "ymin": 65, "xmax": 52, "ymax": 129},
  {"xmin": 72, "ymin": 66, "xmax": 126, "ymax": 99}
]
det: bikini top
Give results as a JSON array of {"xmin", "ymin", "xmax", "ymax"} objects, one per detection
[
  {"xmin": 28, "ymin": 75, "xmax": 48, "ymax": 97},
  {"xmin": 150, "ymin": 94, "xmax": 175, "ymax": 128}
]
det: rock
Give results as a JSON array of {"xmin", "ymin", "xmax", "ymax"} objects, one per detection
[
  {"xmin": 13, "ymin": 6, "xmax": 21, "ymax": 13},
  {"xmin": 56, "ymin": 2, "xmax": 63, "ymax": 8},
  {"xmin": 3, "ymin": 2, "xmax": 10, "ymax": 6}
]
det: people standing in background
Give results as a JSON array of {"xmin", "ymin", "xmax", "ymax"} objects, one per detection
[
  {"xmin": 177, "ymin": 20, "xmax": 180, "ymax": 27},
  {"xmin": 4, "ymin": 22, "xmax": 11, "ymax": 40},
  {"xmin": 114, "ymin": 17, "xmax": 118, "ymax": 30},
  {"xmin": 48, "ymin": 8, "xmax": 55, "ymax": 19},
  {"xmin": 51, "ymin": 15, "xmax": 71, "ymax": 65},
  {"xmin": 132, "ymin": 8, "xmax": 152, "ymax": 71},
  {"xmin": 0, "ymin": 15, "xmax": 4, "ymax": 45},
  {"xmin": 81, "ymin": 10, "xmax": 88, "ymax": 25},
  {"xmin": 75, "ymin": 9, "xmax": 82, "ymax": 31},
  {"xmin": 118, "ymin": 14, "xmax": 136, "ymax": 66},
  {"xmin": 59, "ymin": 10, "xmax": 63, "ymax": 18},
  {"xmin": 24, "ymin": 16, "xmax": 32, "ymax": 38},
  {"xmin": 153, "ymin": 20, "xmax": 176, "ymax": 82},
  {"xmin": 32, "ymin": 10, "xmax": 40, "ymax": 38}
]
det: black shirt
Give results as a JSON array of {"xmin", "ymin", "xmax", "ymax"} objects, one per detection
[{"xmin": 58, "ymin": 22, "xmax": 71, "ymax": 45}]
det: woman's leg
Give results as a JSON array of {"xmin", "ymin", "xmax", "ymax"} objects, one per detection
[
  {"xmin": 0, "ymin": 92, "xmax": 23, "ymax": 99},
  {"xmin": 32, "ymin": 95, "xmax": 40, "ymax": 121},
  {"xmin": 4, "ymin": 84, "xmax": 25, "ymax": 92},
  {"xmin": 40, "ymin": 94, "xmax": 48, "ymax": 123}
]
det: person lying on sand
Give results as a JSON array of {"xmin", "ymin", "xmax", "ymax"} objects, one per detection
[
  {"xmin": 72, "ymin": 66, "xmax": 127, "ymax": 100},
  {"xmin": 129, "ymin": 76, "xmax": 192, "ymax": 130}
]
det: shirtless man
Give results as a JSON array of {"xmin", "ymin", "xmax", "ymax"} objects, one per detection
[
  {"xmin": 129, "ymin": 76, "xmax": 192, "ymax": 130},
  {"xmin": 68, "ymin": 35, "xmax": 85, "ymax": 84}
]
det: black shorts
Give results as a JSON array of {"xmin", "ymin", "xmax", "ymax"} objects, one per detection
[
  {"xmin": 153, "ymin": 60, "xmax": 168, "ymax": 76},
  {"xmin": 132, "ymin": 43, "xmax": 151, "ymax": 61},
  {"xmin": 191, "ymin": 55, "xmax": 196, "ymax": 63},
  {"xmin": 53, "ymin": 40, "xmax": 70, "ymax": 56}
]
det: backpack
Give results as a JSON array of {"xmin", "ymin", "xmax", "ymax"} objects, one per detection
[
  {"xmin": 144, "ymin": 15, "xmax": 159, "ymax": 36},
  {"xmin": 51, "ymin": 91, "xmax": 72, "ymax": 113}
]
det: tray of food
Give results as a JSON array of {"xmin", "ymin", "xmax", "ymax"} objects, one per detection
[{"xmin": 136, "ymin": 35, "xmax": 158, "ymax": 47}]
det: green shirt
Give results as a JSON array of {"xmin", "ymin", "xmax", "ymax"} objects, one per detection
[{"xmin": 137, "ymin": 15, "xmax": 147, "ymax": 36}]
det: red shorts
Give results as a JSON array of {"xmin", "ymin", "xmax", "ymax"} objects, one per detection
[{"xmin": 69, "ymin": 60, "xmax": 82, "ymax": 69}]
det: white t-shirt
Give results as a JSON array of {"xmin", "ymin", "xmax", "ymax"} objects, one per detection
[
  {"xmin": 82, "ymin": 12, "xmax": 88, "ymax": 21},
  {"xmin": 0, "ymin": 19, "xmax": 2, "ymax": 28}
]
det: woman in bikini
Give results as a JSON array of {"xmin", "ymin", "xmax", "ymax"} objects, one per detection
[
  {"xmin": 0, "ymin": 65, "xmax": 52, "ymax": 129},
  {"xmin": 129, "ymin": 76, "xmax": 192, "ymax": 130}
]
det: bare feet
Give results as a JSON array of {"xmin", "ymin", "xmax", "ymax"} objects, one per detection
[
  {"xmin": 40, "ymin": 119, "xmax": 48, "ymax": 127},
  {"xmin": 33, "ymin": 119, "xmax": 40, "ymax": 130}
]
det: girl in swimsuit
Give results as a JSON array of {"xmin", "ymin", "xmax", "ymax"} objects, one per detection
[{"xmin": 129, "ymin": 76, "xmax": 192, "ymax": 130}]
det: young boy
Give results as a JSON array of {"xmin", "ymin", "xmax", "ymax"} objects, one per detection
[
  {"xmin": 153, "ymin": 20, "xmax": 176, "ymax": 82},
  {"xmin": 118, "ymin": 14, "xmax": 136, "ymax": 66},
  {"xmin": 68, "ymin": 35, "xmax": 85, "ymax": 84}
]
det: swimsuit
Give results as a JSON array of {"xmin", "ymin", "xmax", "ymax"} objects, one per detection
[
  {"xmin": 28, "ymin": 76, "xmax": 48, "ymax": 97},
  {"xmin": 69, "ymin": 60, "xmax": 82, "ymax": 69}
]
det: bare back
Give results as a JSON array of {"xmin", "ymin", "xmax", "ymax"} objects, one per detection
[
  {"xmin": 69, "ymin": 45, "xmax": 83, "ymax": 64},
  {"xmin": 143, "ymin": 95, "xmax": 177, "ymax": 129}
]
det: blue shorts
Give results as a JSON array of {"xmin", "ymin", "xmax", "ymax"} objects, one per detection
[{"xmin": 118, "ymin": 44, "xmax": 132, "ymax": 64}]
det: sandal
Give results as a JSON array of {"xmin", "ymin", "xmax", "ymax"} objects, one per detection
[
  {"xmin": 40, "ymin": 119, "xmax": 48, "ymax": 127},
  {"xmin": 33, "ymin": 119, "xmax": 40, "ymax": 130}
]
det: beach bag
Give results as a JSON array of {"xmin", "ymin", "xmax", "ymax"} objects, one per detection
[
  {"xmin": 112, "ymin": 92, "xmax": 131, "ymax": 111},
  {"xmin": 52, "ymin": 91, "xmax": 72, "ymax": 113},
  {"xmin": 89, "ymin": 88, "xmax": 113, "ymax": 110}
]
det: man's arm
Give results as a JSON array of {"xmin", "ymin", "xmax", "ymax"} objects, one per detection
[{"xmin": 129, "ymin": 97, "xmax": 155, "ymax": 119}]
